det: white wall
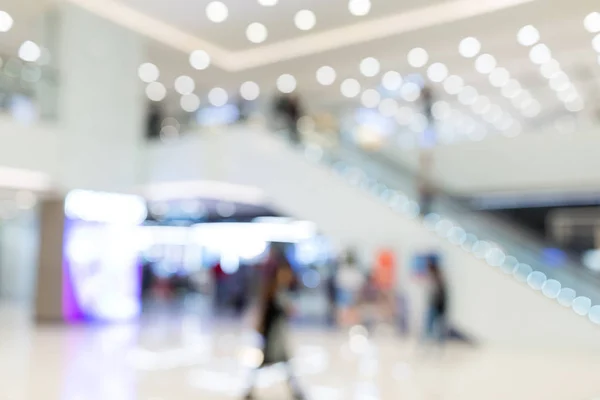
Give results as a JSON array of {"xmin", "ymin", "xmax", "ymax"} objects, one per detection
[
  {"xmin": 0, "ymin": 116, "xmax": 57, "ymax": 189},
  {"xmin": 142, "ymin": 128, "xmax": 600, "ymax": 351}
]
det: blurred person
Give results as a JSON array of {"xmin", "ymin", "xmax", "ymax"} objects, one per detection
[
  {"xmin": 423, "ymin": 256, "xmax": 448, "ymax": 345},
  {"xmin": 358, "ymin": 273, "xmax": 385, "ymax": 331},
  {"xmin": 146, "ymin": 103, "xmax": 162, "ymax": 140},
  {"xmin": 325, "ymin": 264, "xmax": 339, "ymax": 327},
  {"xmin": 212, "ymin": 260, "xmax": 227, "ymax": 312},
  {"xmin": 418, "ymin": 152, "xmax": 436, "ymax": 216},
  {"xmin": 244, "ymin": 243, "xmax": 305, "ymax": 400},
  {"xmin": 336, "ymin": 249, "xmax": 365, "ymax": 325},
  {"xmin": 274, "ymin": 94, "xmax": 304, "ymax": 145}
]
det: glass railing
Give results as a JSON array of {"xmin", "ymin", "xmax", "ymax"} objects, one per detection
[
  {"xmin": 0, "ymin": 56, "xmax": 59, "ymax": 122},
  {"xmin": 296, "ymin": 128, "xmax": 600, "ymax": 309}
]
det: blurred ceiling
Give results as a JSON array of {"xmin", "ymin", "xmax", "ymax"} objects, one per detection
[{"xmin": 1, "ymin": 0, "xmax": 600, "ymax": 139}]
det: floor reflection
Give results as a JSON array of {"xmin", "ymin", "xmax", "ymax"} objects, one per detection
[{"xmin": 0, "ymin": 303, "xmax": 599, "ymax": 400}]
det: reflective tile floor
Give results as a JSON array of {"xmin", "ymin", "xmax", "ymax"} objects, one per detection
[{"xmin": 1, "ymin": 302, "xmax": 599, "ymax": 400}]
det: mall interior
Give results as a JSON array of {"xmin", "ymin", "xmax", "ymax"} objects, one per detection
[{"xmin": 1, "ymin": 0, "xmax": 600, "ymax": 399}]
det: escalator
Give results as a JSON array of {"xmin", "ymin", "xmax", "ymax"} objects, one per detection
[{"xmin": 143, "ymin": 126, "xmax": 600, "ymax": 349}]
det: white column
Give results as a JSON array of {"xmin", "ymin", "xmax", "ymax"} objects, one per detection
[{"xmin": 44, "ymin": 3, "xmax": 145, "ymax": 192}]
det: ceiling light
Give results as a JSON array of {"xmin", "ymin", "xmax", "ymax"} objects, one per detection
[
  {"xmin": 488, "ymin": 67, "xmax": 510, "ymax": 87},
  {"xmin": 501, "ymin": 79, "xmax": 521, "ymax": 98},
  {"xmin": 208, "ymin": 87, "xmax": 228, "ymax": 107},
  {"xmin": 361, "ymin": 89, "xmax": 380, "ymax": 108},
  {"xmin": 427, "ymin": 62, "xmax": 448, "ymax": 82},
  {"xmin": 181, "ymin": 94, "xmax": 200, "ymax": 112},
  {"xmin": 190, "ymin": 50, "xmax": 211, "ymax": 70},
  {"xmin": 557, "ymin": 87, "xmax": 578, "ymax": 103},
  {"xmin": 522, "ymin": 100, "xmax": 541, "ymax": 118},
  {"xmin": 18, "ymin": 41, "xmax": 41, "ymax": 62},
  {"xmin": 146, "ymin": 82, "xmax": 166, "ymax": 102},
  {"xmin": 432, "ymin": 101, "xmax": 451, "ymax": 120},
  {"xmin": 246, "ymin": 23, "xmax": 268, "ymax": 43},
  {"xmin": 0, "ymin": 10, "xmax": 13, "ymax": 32},
  {"xmin": 458, "ymin": 86, "xmax": 478, "ymax": 105},
  {"xmin": 549, "ymin": 72, "xmax": 570, "ymax": 92},
  {"xmin": 517, "ymin": 25, "xmax": 540, "ymax": 46},
  {"xmin": 458, "ymin": 37, "xmax": 481, "ymax": 58},
  {"xmin": 360, "ymin": 57, "xmax": 380, "ymax": 77},
  {"xmin": 341, "ymin": 78, "xmax": 361, "ymax": 98},
  {"xmin": 378, "ymin": 98, "xmax": 398, "ymax": 117},
  {"xmin": 584, "ymin": 12, "xmax": 600, "ymax": 33},
  {"xmin": 529, "ymin": 43, "xmax": 552, "ymax": 64},
  {"xmin": 174, "ymin": 75, "xmax": 195, "ymax": 95},
  {"xmin": 396, "ymin": 107, "xmax": 413, "ymax": 125},
  {"xmin": 348, "ymin": 0, "xmax": 371, "ymax": 17},
  {"xmin": 240, "ymin": 81, "xmax": 260, "ymax": 101},
  {"xmin": 206, "ymin": 1, "xmax": 228, "ymax": 23},
  {"xmin": 295, "ymin": 10, "xmax": 316, "ymax": 31},
  {"xmin": 381, "ymin": 71, "xmax": 402, "ymax": 91},
  {"xmin": 593, "ymin": 34, "xmax": 600, "ymax": 52},
  {"xmin": 277, "ymin": 74, "xmax": 297, "ymax": 93},
  {"xmin": 565, "ymin": 98, "xmax": 584, "ymax": 113},
  {"xmin": 472, "ymin": 96, "xmax": 491, "ymax": 114},
  {"xmin": 475, "ymin": 54, "xmax": 496, "ymax": 74},
  {"xmin": 400, "ymin": 82, "xmax": 421, "ymax": 102},
  {"xmin": 138, "ymin": 63, "xmax": 159, "ymax": 83},
  {"xmin": 443, "ymin": 75, "xmax": 463, "ymax": 95},
  {"xmin": 407, "ymin": 48, "xmax": 428, "ymax": 68},
  {"xmin": 540, "ymin": 59, "xmax": 560, "ymax": 79},
  {"xmin": 258, "ymin": 0, "xmax": 278, "ymax": 6},
  {"xmin": 511, "ymin": 91, "xmax": 532, "ymax": 108},
  {"xmin": 316, "ymin": 66, "xmax": 336, "ymax": 86}
]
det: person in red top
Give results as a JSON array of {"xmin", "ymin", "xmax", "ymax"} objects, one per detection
[{"xmin": 212, "ymin": 261, "xmax": 226, "ymax": 311}]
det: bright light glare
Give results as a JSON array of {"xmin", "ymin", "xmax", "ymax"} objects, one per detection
[
  {"xmin": 540, "ymin": 59, "xmax": 561, "ymax": 79},
  {"xmin": 427, "ymin": 62, "xmax": 448, "ymax": 82},
  {"xmin": 208, "ymin": 87, "xmax": 228, "ymax": 107},
  {"xmin": 246, "ymin": 23, "xmax": 268, "ymax": 43},
  {"xmin": 295, "ymin": 9, "xmax": 316, "ymax": 31},
  {"xmin": 360, "ymin": 57, "xmax": 380, "ymax": 77},
  {"xmin": 174, "ymin": 75, "xmax": 195, "ymax": 95},
  {"xmin": 316, "ymin": 66, "xmax": 336, "ymax": 86},
  {"xmin": 361, "ymin": 89, "xmax": 381, "ymax": 108},
  {"xmin": 240, "ymin": 81, "xmax": 260, "ymax": 101},
  {"xmin": 378, "ymin": 98, "xmax": 398, "ymax": 117},
  {"xmin": 443, "ymin": 75, "xmax": 463, "ymax": 95},
  {"xmin": 180, "ymin": 94, "xmax": 201, "ymax": 112},
  {"xmin": 517, "ymin": 25, "xmax": 540, "ymax": 46},
  {"xmin": 475, "ymin": 53, "xmax": 497, "ymax": 74},
  {"xmin": 348, "ymin": 0, "xmax": 371, "ymax": 16},
  {"xmin": 0, "ymin": 11, "xmax": 13, "ymax": 33},
  {"xmin": 488, "ymin": 67, "xmax": 510, "ymax": 87},
  {"xmin": 593, "ymin": 34, "xmax": 600, "ymax": 52},
  {"xmin": 529, "ymin": 43, "xmax": 552, "ymax": 64},
  {"xmin": 138, "ymin": 63, "xmax": 159, "ymax": 83},
  {"xmin": 407, "ymin": 47, "xmax": 428, "ymax": 68},
  {"xmin": 584, "ymin": 12, "xmax": 600, "ymax": 33},
  {"xmin": 459, "ymin": 37, "xmax": 481, "ymax": 58},
  {"xmin": 18, "ymin": 41, "xmax": 41, "ymax": 62},
  {"xmin": 341, "ymin": 78, "xmax": 361, "ymax": 98},
  {"xmin": 458, "ymin": 86, "xmax": 478, "ymax": 105},
  {"xmin": 65, "ymin": 190, "xmax": 147, "ymax": 224},
  {"xmin": 381, "ymin": 71, "xmax": 402, "ymax": 91},
  {"xmin": 258, "ymin": 0, "xmax": 278, "ymax": 6},
  {"xmin": 190, "ymin": 50, "xmax": 211, "ymax": 70},
  {"xmin": 277, "ymin": 74, "xmax": 297, "ymax": 93},
  {"xmin": 400, "ymin": 82, "xmax": 421, "ymax": 102},
  {"xmin": 501, "ymin": 79, "xmax": 521, "ymax": 98},
  {"xmin": 206, "ymin": 1, "xmax": 229, "ymax": 23},
  {"xmin": 146, "ymin": 82, "xmax": 166, "ymax": 102}
]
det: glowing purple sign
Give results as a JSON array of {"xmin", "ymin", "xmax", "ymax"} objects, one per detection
[{"xmin": 63, "ymin": 190, "xmax": 147, "ymax": 322}]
